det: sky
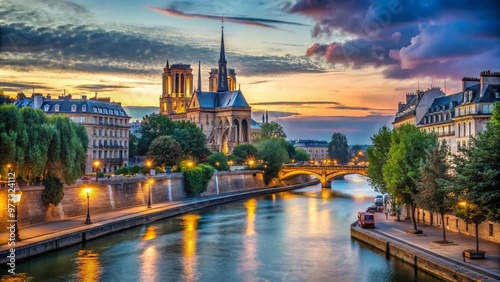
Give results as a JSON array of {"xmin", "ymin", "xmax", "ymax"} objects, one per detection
[{"xmin": 1, "ymin": 0, "xmax": 499, "ymax": 144}]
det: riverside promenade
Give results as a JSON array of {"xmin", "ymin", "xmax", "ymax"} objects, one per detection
[
  {"xmin": 0, "ymin": 181, "xmax": 318, "ymax": 267},
  {"xmin": 354, "ymin": 210, "xmax": 500, "ymax": 281}
]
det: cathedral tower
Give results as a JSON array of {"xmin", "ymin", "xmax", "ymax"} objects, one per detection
[{"xmin": 160, "ymin": 62, "xmax": 194, "ymax": 115}]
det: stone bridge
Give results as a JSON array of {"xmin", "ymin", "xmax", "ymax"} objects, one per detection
[{"xmin": 280, "ymin": 164, "xmax": 368, "ymax": 188}]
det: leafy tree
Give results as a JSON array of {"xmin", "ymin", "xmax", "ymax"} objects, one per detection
[
  {"xmin": 327, "ymin": 132, "xmax": 349, "ymax": 164},
  {"xmin": 129, "ymin": 133, "xmax": 138, "ymax": 160},
  {"xmin": 383, "ymin": 124, "xmax": 437, "ymax": 231},
  {"xmin": 279, "ymin": 138, "xmax": 296, "ymax": 159},
  {"xmin": 207, "ymin": 152, "xmax": 230, "ymax": 171},
  {"xmin": 294, "ymin": 148, "xmax": 309, "ymax": 162},
  {"xmin": 171, "ymin": 121, "xmax": 208, "ymax": 162},
  {"xmin": 147, "ymin": 136, "xmax": 182, "ymax": 167},
  {"xmin": 367, "ymin": 126, "xmax": 392, "ymax": 194},
  {"xmin": 42, "ymin": 174, "xmax": 64, "ymax": 206},
  {"xmin": 114, "ymin": 166, "xmax": 130, "ymax": 176},
  {"xmin": 414, "ymin": 140, "xmax": 453, "ymax": 242},
  {"xmin": 257, "ymin": 139, "xmax": 288, "ymax": 184},
  {"xmin": 232, "ymin": 144, "xmax": 258, "ymax": 161},
  {"xmin": 183, "ymin": 164, "xmax": 214, "ymax": 195},
  {"xmin": 259, "ymin": 121, "xmax": 286, "ymax": 140},
  {"xmin": 0, "ymin": 105, "xmax": 24, "ymax": 177},
  {"xmin": 227, "ymin": 154, "xmax": 242, "ymax": 165},
  {"xmin": 454, "ymin": 202, "xmax": 487, "ymax": 252},
  {"xmin": 138, "ymin": 113, "xmax": 175, "ymax": 155}
]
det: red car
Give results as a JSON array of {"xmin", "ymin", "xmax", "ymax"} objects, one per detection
[{"xmin": 358, "ymin": 212, "xmax": 375, "ymax": 228}]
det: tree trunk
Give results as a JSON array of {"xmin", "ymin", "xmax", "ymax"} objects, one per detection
[
  {"xmin": 411, "ymin": 203, "xmax": 418, "ymax": 230},
  {"xmin": 475, "ymin": 222, "xmax": 480, "ymax": 252},
  {"xmin": 440, "ymin": 213, "xmax": 446, "ymax": 242}
]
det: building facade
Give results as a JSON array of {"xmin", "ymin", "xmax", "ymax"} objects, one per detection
[
  {"xmin": 393, "ymin": 71, "xmax": 500, "ymax": 153},
  {"xmin": 159, "ymin": 28, "xmax": 253, "ymax": 154},
  {"xmin": 15, "ymin": 93, "xmax": 130, "ymax": 174},
  {"xmin": 291, "ymin": 139, "xmax": 329, "ymax": 161}
]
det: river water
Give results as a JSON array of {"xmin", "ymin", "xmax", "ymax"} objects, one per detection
[{"xmin": 11, "ymin": 175, "xmax": 440, "ymax": 281}]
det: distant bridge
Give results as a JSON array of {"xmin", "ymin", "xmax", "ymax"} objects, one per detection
[{"xmin": 280, "ymin": 164, "xmax": 368, "ymax": 188}]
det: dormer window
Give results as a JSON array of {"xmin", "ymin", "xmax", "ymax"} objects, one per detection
[
  {"xmin": 468, "ymin": 91, "xmax": 472, "ymax": 102},
  {"xmin": 449, "ymin": 102, "xmax": 453, "ymax": 109},
  {"xmin": 54, "ymin": 104, "xmax": 60, "ymax": 112},
  {"xmin": 93, "ymin": 107, "xmax": 97, "ymax": 112},
  {"xmin": 44, "ymin": 105, "xmax": 49, "ymax": 112},
  {"xmin": 495, "ymin": 90, "xmax": 500, "ymax": 99},
  {"xmin": 71, "ymin": 104, "xmax": 77, "ymax": 112},
  {"xmin": 82, "ymin": 105, "xmax": 87, "ymax": 112}
]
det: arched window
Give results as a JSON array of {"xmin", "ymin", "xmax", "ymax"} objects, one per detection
[
  {"xmin": 54, "ymin": 104, "xmax": 60, "ymax": 112},
  {"xmin": 469, "ymin": 121, "xmax": 472, "ymax": 136},
  {"xmin": 181, "ymin": 74, "xmax": 185, "ymax": 94},
  {"xmin": 175, "ymin": 74, "xmax": 179, "ymax": 93},
  {"xmin": 44, "ymin": 105, "xmax": 49, "ymax": 112},
  {"xmin": 457, "ymin": 123, "xmax": 461, "ymax": 137},
  {"xmin": 82, "ymin": 105, "xmax": 86, "ymax": 112}
]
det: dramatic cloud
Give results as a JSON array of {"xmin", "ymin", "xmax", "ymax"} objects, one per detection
[
  {"xmin": 251, "ymin": 101, "xmax": 340, "ymax": 106},
  {"xmin": 285, "ymin": 0, "xmax": 500, "ymax": 79},
  {"xmin": 252, "ymin": 110, "xmax": 300, "ymax": 119},
  {"xmin": 149, "ymin": 6, "xmax": 306, "ymax": 29},
  {"xmin": 328, "ymin": 105, "xmax": 393, "ymax": 112},
  {"xmin": 75, "ymin": 84, "xmax": 131, "ymax": 92},
  {"xmin": 0, "ymin": 81, "xmax": 56, "ymax": 92}
]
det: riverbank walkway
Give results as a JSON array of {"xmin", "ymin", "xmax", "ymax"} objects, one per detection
[{"xmin": 367, "ymin": 210, "xmax": 500, "ymax": 280}]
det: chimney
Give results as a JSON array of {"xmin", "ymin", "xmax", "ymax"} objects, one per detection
[
  {"xmin": 33, "ymin": 93, "xmax": 43, "ymax": 109},
  {"xmin": 462, "ymin": 76, "xmax": 480, "ymax": 91},
  {"xmin": 47, "ymin": 94, "xmax": 51, "ymax": 100},
  {"xmin": 82, "ymin": 95, "xmax": 87, "ymax": 101},
  {"xmin": 479, "ymin": 70, "xmax": 500, "ymax": 97},
  {"xmin": 16, "ymin": 92, "xmax": 26, "ymax": 100}
]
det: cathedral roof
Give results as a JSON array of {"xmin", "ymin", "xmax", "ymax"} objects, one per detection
[{"xmin": 194, "ymin": 90, "xmax": 250, "ymax": 109}]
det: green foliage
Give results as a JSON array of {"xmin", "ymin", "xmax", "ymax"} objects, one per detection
[
  {"xmin": 171, "ymin": 121, "xmax": 208, "ymax": 161},
  {"xmin": 147, "ymin": 136, "xmax": 182, "ymax": 167},
  {"xmin": 232, "ymin": 144, "xmax": 258, "ymax": 161},
  {"xmin": 258, "ymin": 121, "xmax": 287, "ymax": 140},
  {"xmin": 227, "ymin": 154, "xmax": 243, "ymax": 165},
  {"xmin": 114, "ymin": 166, "xmax": 131, "ymax": 175},
  {"xmin": 367, "ymin": 126, "xmax": 392, "ymax": 193},
  {"xmin": 42, "ymin": 174, "xmax": 64, "ymax": 206},
  {"xmin": 0, "ymin": 105, "xmax": 87, "ymax": 185},
  {"xmin": 207, "ymin": 152, "xmax": 230, "ymax": 171},
  {"xmin": 138, "ymin": 113, "xmax": 175, "ymax": 155},
  {"xmin": 183, "ymin": 164, "xmax": 214, "ymax": 195},
  {"xmin": 278, "ymin": 138, "xmax": 296, "ymax": 159},
  {"xmin": 257, "ymin": 139, "xmax": 289, "ymax": 184},
  {"xmin": 131, "ymin": 165, "xmax": 141, "ymax": 174},
  {"xmin": 327, "ymin": 132, "xmax": 349, "ymax": 164},
  {"xmin": 293, "ymin": 148, "xmax": 309, "ymax": 162},
  {"xmin": 414, "ymin": 140, "xmax": 453, "ymax": 241},
  {"xmin": 129, "ymin": 133, "xmax": 138, "ymax": 158},
  {"xmin": 383, "ymin": 124, "xmax": 437, "ymax": 230}
]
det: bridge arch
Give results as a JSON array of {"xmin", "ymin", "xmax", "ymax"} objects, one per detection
[{"xmin": 280, "ymin": 165, "xmax": 368, "ymax": 188}]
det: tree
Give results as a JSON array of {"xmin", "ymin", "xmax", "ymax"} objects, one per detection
[
  {"xmin": 138, "ymin": 113, "xmax": 175, "ymax": 155},
  {"xmin": 327, "ymin": 132, "xmax": 349, "ymax": 164},
  {"xmin": 257, "ymin": 139, "xmax": 288, "ymax": 184},
  {"xmin": 279, "ymin": 138, "xmax": 296, "ymax": 159},
  {"xmin": 259, "ymin": 121, "xmax": 286, "ymax": 140},
  {"xmin": 294, "ymin": 148, "xmax": 309, "ymax": 162},
  {"xmin": 367, "ymin": 126, "xmax": 392, "ymax": 194},
  {"xmin": 183, "ymin": 164, "xmax": 214, "ymax": 195},
  {"xmin": 232, "ymin": 144, "xmax": 258, "ymax": 161},
  {"xmin": 147, "ymin": 136, "xmax": 182, "ymax": 167},
  {"xmin": 383, "ymin": 124, "xmax": 437, "ymax": 231},
  {"xmin": 42, "ymin": 174, "xmax": 64, "ymax": 206},
  {"xmin": 207, "ymin": 152, "xmax": 230, "ymax": 171},
  {"xmin": 129, "ymin": 133, "xmax": 138, "ymax": 160},
  {"xmin": 414, "ymin": 140, "xmax": 454, "ymax": 242},
  {"xmin": 171, "ymin": 121, "xmax": 208, "ymax": 162}
]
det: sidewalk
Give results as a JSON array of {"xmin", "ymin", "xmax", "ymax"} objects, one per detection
[{"xmin": 369, "ymin": 210, "xmax": 500, "ymax": 280}]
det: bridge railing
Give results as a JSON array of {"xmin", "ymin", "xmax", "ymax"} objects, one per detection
[{"xmin": 282, "ymin": 164, "xmax": 368, "ymax": 169}]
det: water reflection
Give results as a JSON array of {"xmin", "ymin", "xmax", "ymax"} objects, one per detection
[
  {"xmin": 142, "ymin": 226, "xmax": 157, "ymax": 241},
  {"xmin": 240, "ymin": 199, "xmax": 258, "ymax": 281},
  {"xmin": 73, "ymin": 249, "xmax": 102, "ymax": 282},
  {"xmin": 181, "ymin": 214, "xmax": 200, "ymax": 281},
  {"xmin": 245, "ymin": 198, "xmax": 257, "ymax": 235},
  {"xmin": 140, "ymin": 245, "xmax": 158, "ymax": 282}
]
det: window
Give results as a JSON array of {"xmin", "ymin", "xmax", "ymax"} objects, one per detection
[
  {"xmin": 489, "ymin": 224, "xmax": 494, "ymax": 237},
  {"xmin": 71, "ymin": 104, "xmax": 77, "ymax": 112},
  {"xmin": 466, "ymin": 223, "xmax": 469, "ymax": 232},
  {"xmin": 446, "ymin": 217, "xmax": 449, "ymax": 226},
  {"xmin": 54, "ymin": 104, "xmax": 60, "ymax": 112},
  {"xmin": 44, "ymin": 105, "xmax": 49, "ymax": 112},
  {"xmin": 469, "ymin": 121, "xmax": 472, "ymax": 136},
  {"xmin": 495, "ymin": 90, "xmax": 500, "ymax": 99},
  {"xmin": 456, "ymin": 218, "xmax": 458, "ymax": 229},
  {"xmin": 93, "ymin": 107, "xmax": 97, "ymax": 112},
  {"xmin": 458, "ymin": 123, "xmax": 461, "ymax": 137},
  {"xmin": 82, "ymin": 105, "xmax": 86, "ymax": 112},
  {"xmin": 98, "ymin": 108, "xmax": 102, "ymax": 113}
]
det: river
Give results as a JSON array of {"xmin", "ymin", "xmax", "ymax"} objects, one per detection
[{"xmin": 11, "ymin": 175, "xmax": 440, "ymax": 281}]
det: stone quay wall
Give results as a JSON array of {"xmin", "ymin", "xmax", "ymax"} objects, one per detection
[{"xmin": 351, "ymin": 225, "xmax": 492, "ymax": 282}]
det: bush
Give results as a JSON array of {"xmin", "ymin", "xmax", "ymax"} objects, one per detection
[
  {"xmin": 131, "ymin": 165, "xmax": 141, "ymax": 174},
  {"xmin": 183, "ymin": 164, "xmax": 214, "ymax": 195},
  {"xmin": 207, "ymin": 152, "xmax": 230, "ymax": 171},
  {"xmin": 42, "ymin": 174, "xmax": 64, "ymax": 205},
  {"xmin": 114, "ymin": 167, "xmax": 130, "ymax": 175}
]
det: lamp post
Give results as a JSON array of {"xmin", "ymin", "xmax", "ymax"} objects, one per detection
[
  {"xmin": 12, "ymin": 187, "xmax": 22, "ymax": 241},
  {"xmin": 147, "ymin": 179, "xmax": 154, "ymax": 208},
  {"xmin": 187, "ymin": 161, "xmax": 194, "ymax": 169},
  {"xmin": 93, "ymin": 160, "xmax": 100, "ymax": 182},
  {"xmin": 248, "ymin": 159, "xmax": 255, "ymax": 169},
  {"xmin": 85, "ymin": 188, "xmax": 92, "ymax": 224}
]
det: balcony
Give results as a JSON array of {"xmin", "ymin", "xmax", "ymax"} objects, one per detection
[{"xmin": 102, "ymin": 158, "xmax": 124, "ymax": 163}]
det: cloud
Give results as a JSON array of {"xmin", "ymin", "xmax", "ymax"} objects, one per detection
[
  {"xmin": 251, "ymin": 110, "xmax": 300, "ymax": 119},
  {"xmin": 285, "ymin": 0, "xmax": 500, "ymax": 79},
  {"xmin": 250, "ymin": 101, "xmax": 340, "ymax": 106},
  {"xmin": 75, "ymin": 84, "xmax": 131, "ymax": 92},
  {"xmin": 327, "ymin": 105, "xmax": 394, "ymax": 111},
  {"xmin": 148, "ymin": 6, "xmax": 307, "ymax": 29},
  {"xmin": 0, "ymin": 81, "xmax": 56, "ymax": 92}
]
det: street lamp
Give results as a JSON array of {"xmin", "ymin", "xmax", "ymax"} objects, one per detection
[
  {"xmin": 248, "ymin": 159, "xmax": 255, "ymax": 169},
  {"xmin": 187, "ymin": 161, "xmax": 194, "ymax": 169},
  {"xmin": 228, "ymin": 160, "xmax": 234, "ymax": 166},
  {"xmin": 12, "ymin": 187, "xmax": 22, "ymax": 241},
  {"xmin": 85, "ymin": 188, "xmax": 92, "ymax": 224},
  {"xmin": 93, "ymin": 160, "xmax": 100, "ymax": 182},
  {"xmin": 147, "ymin": 179, "xmax": 154, "ymax": 208}
]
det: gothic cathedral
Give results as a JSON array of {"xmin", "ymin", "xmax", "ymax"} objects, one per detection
[{"xmin": 159, "ymin": 27, "xmax": 252, "ymax": 154}]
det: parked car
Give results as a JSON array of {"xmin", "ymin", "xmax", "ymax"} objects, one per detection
[
  {"xmin": 358, "ymin": 212, "xmax": 375, "ymax": 228},
  {"xmin": 374, "ymin": 198, "xmax": 384, "ymax": 207},
  {"xmin": 366, "ymin": 205, "xmax": 377, "ymax": 213}
]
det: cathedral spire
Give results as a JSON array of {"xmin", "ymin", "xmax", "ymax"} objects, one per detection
[
  {"xmin": 166, "ymin": 59, "xmax": 169, "ymax": 68},
  {"xmin": 197, "ymin": 60, "xmax": 202, "ymax": 92},
  {"xmin": 217, "ymin": 20, "xmax": 229, "ymax": 92}
]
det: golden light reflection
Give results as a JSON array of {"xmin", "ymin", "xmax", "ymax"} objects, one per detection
[
  {"xmin": 320, "ymin": 189, "xmax": 330, "ymax": 201},
  {"xmin": 353, "ymin": 193, "xmax": 366, "ymax": 201},
  {"xmin": 182, "ymin": 214, "xmax": 200, "ymax": 281},
  {"xmin": 245, "ymin": 199, "xmax": 257, "ymax": 235},
  {"xmin": 272, "ymin": 194, "xmax": 276, "ymax": 202},
  {"xmin": 74, "ymin": 250, "xmax": 102, "ymax": 282},
  {"xmin": 142, "ymin": 226, "xmax": 157, "ymax": 241},
  {"xmin": 140, "ymin": 245, "xmax": 158, "ymax": 282},
  {"xmin": 80, "ymin": 187, "xmax": 93, "ymax": 197}
]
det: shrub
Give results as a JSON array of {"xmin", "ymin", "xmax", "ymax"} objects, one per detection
[
  {"xmin": 42, "ymin": 174, "xmax": 64, "ymax": 205},
  {"xmin": 183, "ymin": 164, "xmax": 214, "ymax": 195},
  {"xmin": 114, "ymin": 167, "xmax": 130, "ymax": 175}
]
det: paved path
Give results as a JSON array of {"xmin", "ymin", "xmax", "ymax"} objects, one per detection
[{"xmin": 367, "ymin": 209, "xmax": 500, "ymax": 280}]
